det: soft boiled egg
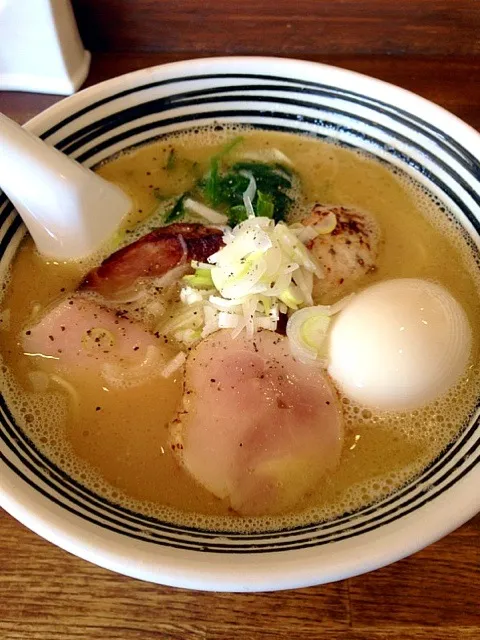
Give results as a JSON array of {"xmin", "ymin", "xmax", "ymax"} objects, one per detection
[{"xmin": 328, "ymin": 278, "xmax": 472, "ymax": 411}]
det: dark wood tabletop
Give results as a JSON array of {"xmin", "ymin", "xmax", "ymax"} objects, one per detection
[{"xmin": 1, "ymin": 1, "xmax": 480, "ymax": 636}]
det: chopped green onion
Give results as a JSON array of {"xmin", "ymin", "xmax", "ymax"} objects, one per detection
[
  {"xmin": 301, "ymin": 314, "xmax": 331, "ymax": 352},
  {"xmin": 183, "ymin": 268, "xmax": 214, "ymax": 289},
  {"xmin": 279, "ymin": 285, "xmax": 304, "ymax": 310},
  {"xmin": 285, "ymin": 296, "xmax": 354, "ymax": 364},
  {"xmin": 310, "ymin": 211, "xmax": 337, "ymax": 235},
  {"xmin": 286, "ymin": 307, "xmax": 331, "ymax": 364}
]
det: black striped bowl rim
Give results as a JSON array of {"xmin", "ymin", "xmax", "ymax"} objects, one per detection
[{"xmin": 1, "ymin": 57, "xmax": 479, "ymax": 591}]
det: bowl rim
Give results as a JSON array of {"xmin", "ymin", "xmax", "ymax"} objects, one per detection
[
  {"xmin": 1, "ymin": 55, "xmax": 479, "ymax": 591},
  {"xmin": 23, "ymin": 55, "xmax": 480, "ymax": 154}
]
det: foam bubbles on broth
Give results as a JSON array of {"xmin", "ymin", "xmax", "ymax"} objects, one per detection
[{"xmin": 1, "ymin": 125, "xmax": 479, "ymax": 533}]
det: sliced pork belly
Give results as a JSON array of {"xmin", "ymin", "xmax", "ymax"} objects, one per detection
[
  {"xmin": 171, "ymin": 329, "xmax": 344, "ymax": 515},
  {"xmin": 302, "ymin": 204, "xmax": 381, "ymax": 300},
  {"xmin": 22, "ymin": 296, "xmax": 167, "ymax": 386},
  {"xmin": 81, "ymin": 223, "xmax": 223, "ymax": 298}
]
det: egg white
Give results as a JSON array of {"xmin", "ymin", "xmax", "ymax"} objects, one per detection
[{"xmin": 328, "ymin": 278, "xmax": 472, "ymax": 411}]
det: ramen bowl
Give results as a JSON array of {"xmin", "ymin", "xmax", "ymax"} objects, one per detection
[{"xmin": 1, "ymin": 57, "xmax": 479, "ymax": 591}]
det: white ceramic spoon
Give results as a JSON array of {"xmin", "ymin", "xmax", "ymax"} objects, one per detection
[{"xmin": 0, "ymin": 113, "xmax": 132, "ymax": 260}]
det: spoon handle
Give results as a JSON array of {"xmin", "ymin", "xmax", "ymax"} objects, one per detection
[{"xmin": 0, "ymin": 113, "xmax": 131, "ymax": 260}]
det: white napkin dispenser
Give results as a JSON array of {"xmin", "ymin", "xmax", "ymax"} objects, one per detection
[{"xmin": 0, "ymin": 0, "xmax": 90, "ymax": 95}]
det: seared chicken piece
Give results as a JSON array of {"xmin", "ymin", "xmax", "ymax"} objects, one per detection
[{"xmin": 302, "ymin": 204, "xmax": 381, "ymax": 300}]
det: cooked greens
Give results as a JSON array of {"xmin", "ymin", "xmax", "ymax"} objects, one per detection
[{"xmin": 164, "ymin": 138, "xmax": 296, "ymax": 226}]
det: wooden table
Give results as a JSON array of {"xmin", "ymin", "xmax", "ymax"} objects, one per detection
[{"xmin": 1, "ymin": 52, "xmax": 479, "ymax": 639}]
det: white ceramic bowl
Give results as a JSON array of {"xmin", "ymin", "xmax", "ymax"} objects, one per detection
[{"xmin": 1, "ymin": 57, "xmax": 479, "ymax": 591}]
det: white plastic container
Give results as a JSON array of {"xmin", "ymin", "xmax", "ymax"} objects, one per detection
[{"xmin": 0, "ymin": 0, "xmax": 90, "ymax": 95}]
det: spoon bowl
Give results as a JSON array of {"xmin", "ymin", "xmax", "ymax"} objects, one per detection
[{"xmin": 0, "ymin": 113, "xmax": 131, "ymax": 260}]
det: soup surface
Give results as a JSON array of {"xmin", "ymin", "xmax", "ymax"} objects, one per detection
[{"xmin": 1, "ymin": 126, "xmax": 479, "ymax": 531}]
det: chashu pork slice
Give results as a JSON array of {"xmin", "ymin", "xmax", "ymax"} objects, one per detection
[
  {"xmin": 171, "ymin": 329, "xmax": 344, "ymax": 516},
  {"xmin": 81, "ymin": 223, "xmax": 224, "ymax": 298},
  {"xmin": 22, "ymin": 296, "xmax": 169, "ymax": 387}
]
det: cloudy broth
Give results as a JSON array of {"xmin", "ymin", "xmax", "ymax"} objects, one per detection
[{"xmin": 1, "ymin": 127, "xmax": 479, "ymax": 531}]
